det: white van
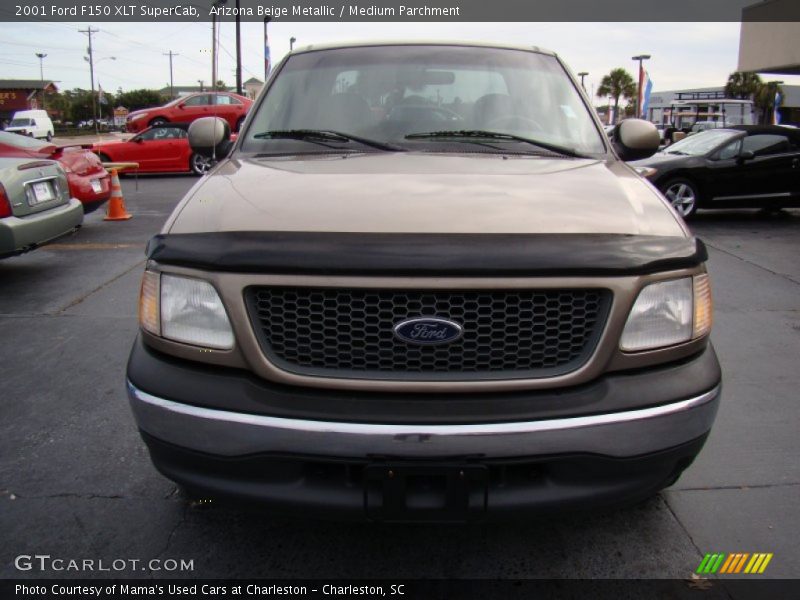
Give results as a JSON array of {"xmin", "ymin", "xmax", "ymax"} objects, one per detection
[{"xmin": 5, "ymin": 110, "xmax": 55, "ymax": 141}]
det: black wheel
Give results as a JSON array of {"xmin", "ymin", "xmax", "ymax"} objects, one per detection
[
  {"xmin": 660, "ymin": 178, "xmax": 699, "ymax": 219},
  {"xmin": 189, "ymin": 152, "xmax": 212, "ymax": 176},
  {"xmin": 235, "ymin": 116, "xmax": 245, "ymax": 132},
  {"xmin": 149, "ymin": 117, "xmax": 168, "ymax": 127},
  {"xmin": 46, "ymin": 131, "xmax": 53, "ymax": 142}
]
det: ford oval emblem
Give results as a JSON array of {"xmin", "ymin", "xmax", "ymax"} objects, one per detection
[{"xmin": 393, "ymin": 317, "xmax": 463, "ymax": 346}]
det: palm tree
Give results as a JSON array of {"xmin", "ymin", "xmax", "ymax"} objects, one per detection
[
  {"xmin": 597, "ymin": 68, "xmax": 636, "ymax": 124},
  {"xmin": 754, "ymin": 81, "xmax": 783, "ymax": 124},
  {"xmin": 724, "ymin": 71, "xmax": 762, "ymax": 100}
]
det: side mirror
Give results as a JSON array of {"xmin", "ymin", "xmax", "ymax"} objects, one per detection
[
  {"xmin": 132, "ymin": 137, "xmax": 143, "ymax": 143},
  {"xmin": 612, "ymin": 119, "xmax": 661, "ymax": 161},
  {"xmin": 188, "ymin": 116, "xmax": 232, "ymax": 159},
  {"xmin": 177, "ymin": 104, "xmax": 185, "ymax": 110},
  {"xmin": 737, "ymin": 150, "xmax": 755, "ymax": 162}
]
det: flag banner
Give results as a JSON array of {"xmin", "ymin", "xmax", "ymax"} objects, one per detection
[{"xmin": 641, "ymin": 72, "xmax": 654, "ymax": 119}]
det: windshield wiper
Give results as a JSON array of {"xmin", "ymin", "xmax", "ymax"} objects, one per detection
[
  {"xmin": 252, "ymin": 129, "xmax": 404, "ymax": 152},
  {"xmin": 405, "ymin": 130, "xmax": 590, "ymax": 158}
]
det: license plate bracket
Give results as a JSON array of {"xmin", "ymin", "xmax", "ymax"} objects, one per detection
[
  {"xmin": 364, "ymin": 463, "xmax": 488, "ymax": 522},
  {"xmin": 90, "ymin": 179, "xmax": 102, "ymax": 193},
  {"xmin": 30, "ymin": 181, "xmax": 54, "ymax": 205}
]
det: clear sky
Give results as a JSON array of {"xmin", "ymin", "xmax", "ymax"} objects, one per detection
[{"xmin": 2, "ymin": 21, "xmax": 799, "ymax": 101}]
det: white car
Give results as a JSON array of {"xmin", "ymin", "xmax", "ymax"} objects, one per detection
[{"xmin": 5, "ymin": 110, "xmax": 55, "ymax": 141}]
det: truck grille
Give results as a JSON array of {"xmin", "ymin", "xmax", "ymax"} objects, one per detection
[{"xmin": 245, "ymin": 287, "xmax": 611, "ymax": 380}]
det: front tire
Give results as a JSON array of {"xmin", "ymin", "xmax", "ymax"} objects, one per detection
[
  {"xmin": 189, "ymin": 152, "xmax": 212, "ymax": 176},
  {"xmin": 661, "ymin": 178, "xmax": 699, "ymax": 219},
  {"xmin": 46, "ymin": 131, "xmax": 53, "ymax": 142}
]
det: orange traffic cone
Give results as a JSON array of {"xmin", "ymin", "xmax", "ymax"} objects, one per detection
[{"xmin": 104, "ymin": 168, "xmax": 132, "ymax": 221}]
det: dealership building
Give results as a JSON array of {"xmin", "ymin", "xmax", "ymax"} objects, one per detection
[
  {"xmin": 645, "ymin": 85, "xmax": 800, "ymax": 126},
  {"xmin": 0, "ymin": 79, "xmax": 58, "ymax": 122}
]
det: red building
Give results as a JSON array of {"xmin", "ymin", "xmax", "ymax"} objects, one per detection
[{"xmin": 0, "ymin": 79, "xmax": 59, "ymax": 122}]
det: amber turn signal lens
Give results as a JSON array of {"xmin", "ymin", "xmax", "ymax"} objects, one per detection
[
  {"xmin": 693, "ymin": 273, "xmax": 713, "ymax": 339},
  {"xmin": 138, "ymin": 270, "xmax": 160, "ymax": 336}
]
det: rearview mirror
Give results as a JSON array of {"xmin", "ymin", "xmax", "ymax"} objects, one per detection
[
  {"xmin": 188, "ymin": 116, "xmax": 232, "ymax": 159},
  {"xmin": 613, "ymin": 119, "xmax": 660, "ymax": 161},
  {"xmin": 738, "ymin": 150, "xmax": 755, "ymax": 162}
]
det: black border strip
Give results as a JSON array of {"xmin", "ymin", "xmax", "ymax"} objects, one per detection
[{"xmin": 146, "ymin": 232, "xmax": 707, "ymax": 276}]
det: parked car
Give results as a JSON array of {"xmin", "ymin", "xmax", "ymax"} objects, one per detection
[
  {"xmin": 92, "ymin": 124, "xmax": 213, "ymax": 175},
  {"xmin": 0, "ymin": 132, "xmax": 111, "ymax": 213},
  {"xmin": 689, "ymin": 121, "xmax": 725, "ymax": 135},
  {"xmin": 125, "ymin": 92, "xmax": 253, "ymax": 134},
  {"xmin": 0, "ymin": 157, "xmax": 83, "ymax": 257},
  {"xmin": 4, "ymin": 110, "xmax": 55, "ymax": 141},
  {"xmin": 127, "ymin": 41, "xmax": 719, "ymax": 521},
  {"xmin": 630, "ymin": 125, "xmax": 800, "ymax": 218}
]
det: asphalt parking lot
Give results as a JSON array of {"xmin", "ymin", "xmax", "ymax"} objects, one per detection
[{"xmin": 1, "ymin": 175, "xmax": 799, "ymax": 583}]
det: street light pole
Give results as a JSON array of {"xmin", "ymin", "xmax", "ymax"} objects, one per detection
[
  {"xmin": 290, "ymin": 37, "xmax": 296, "ymax": 52},
  {"xmin": 577, "ymin": 71, "xmax": 588, "ymax": 92},
  {"xmin": 631, "ymin": 54, "xmax": 651, "ymax": 119},
  {"xmin": 35, "ymin": 53, "xmax": 47, "ymax": 110}
]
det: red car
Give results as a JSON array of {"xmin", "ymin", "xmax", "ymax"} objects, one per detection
[
  {"xmin": 93, "ymin": 124, "xmax": 214, "ymax": 175},
  {"xmin": 0, "ymin": 131, "xmax": 110, "ymax": 213},
  {"xmin": 125, "ymin": 92, "xmax": 252, "ymax": 134}
]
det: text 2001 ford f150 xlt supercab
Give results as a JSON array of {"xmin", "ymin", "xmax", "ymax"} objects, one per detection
[{"xmin": 126, "ymin": 42, "xmax": 720, "ymax": 521}]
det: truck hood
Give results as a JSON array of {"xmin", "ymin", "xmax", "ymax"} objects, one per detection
[{"xmin": 166, "ymin": 152, "xmax": 685, "ymax": 237}]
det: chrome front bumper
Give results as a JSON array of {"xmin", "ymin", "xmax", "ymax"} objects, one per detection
[{"xmin": 127, "ymin": 381, "xmax": 721, "ymax": 459}]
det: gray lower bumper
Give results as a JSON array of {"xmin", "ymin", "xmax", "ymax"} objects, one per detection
[{"xmin": 127, "ymin": 381, "xmax": 720, "ymax": 459}]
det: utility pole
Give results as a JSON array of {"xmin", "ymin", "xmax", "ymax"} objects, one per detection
[
  {"xmin": 35, "ymin": 53, "xmax": 47, "ymax": 110},
  {"xmin": 235, "ymin": 0, "xmax": 242, "ymax": 94},
  {"xmin": 197, "ymin": 79, "xmax": 204, "ymax": 92},
  {"xmin": 290, "ymin": 37, "xmax": 296, "ymax": 52},
  {"xmin": 79, "ymin": 27, "xmax": 100, "ymax": 135},
  {"xmin": 211, "ymin": 14, "xmax": 217, "ymax": 90},
  {"xmin": 163, "ymin": 51, "xmax": 179, "ymax": 99}
]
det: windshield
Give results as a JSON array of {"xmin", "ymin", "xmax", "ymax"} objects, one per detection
[
  {"xmin": 9, "ymin": 118, "xmax": 33, "ymax": 127},
  {"xmin": 665, "ymin": 129, "xmax": 738, "ymax": 156},
  {"xmin": 242, "ymin": 45, "xmax": 605, "ymax": 154}
]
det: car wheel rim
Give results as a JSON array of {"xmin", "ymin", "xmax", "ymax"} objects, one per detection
[
  {"xmin": 665, "ymin": 183, "xmax": 696, "ymax": 217},
  {"xmin": 192, "ymin": 154, "xmax": 211, "ymax": 174}
]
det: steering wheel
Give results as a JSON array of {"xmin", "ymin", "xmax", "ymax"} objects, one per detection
[{"xmin": 485, "ymin": 114, "xmax": 543, "ymax": 132}]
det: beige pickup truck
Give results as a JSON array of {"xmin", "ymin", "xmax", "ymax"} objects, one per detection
[{"xmin": 127, "ymin": 41, "xmax": 720, "ymax": 521}]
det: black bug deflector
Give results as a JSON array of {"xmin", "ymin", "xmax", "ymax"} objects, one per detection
[{"xmin": 145, "ymin": 232, "xmax": 707, "ymax": 277}]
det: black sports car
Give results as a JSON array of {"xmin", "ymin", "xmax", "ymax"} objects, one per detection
[{"xmin": 630, "ymin": 125, "xmax": 800, "ymax": 218}]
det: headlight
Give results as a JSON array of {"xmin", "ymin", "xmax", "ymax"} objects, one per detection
[
  {"xmin": 129, "ymin": 113, "xmax": 146, "ymax": 121},
  {"xmin": 620, "ymin": 274, "xmax": 712, "ymax": 352},
  {"xmin": 138, "ymin": 271, "xmax": 234, "ymax": 349}
]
